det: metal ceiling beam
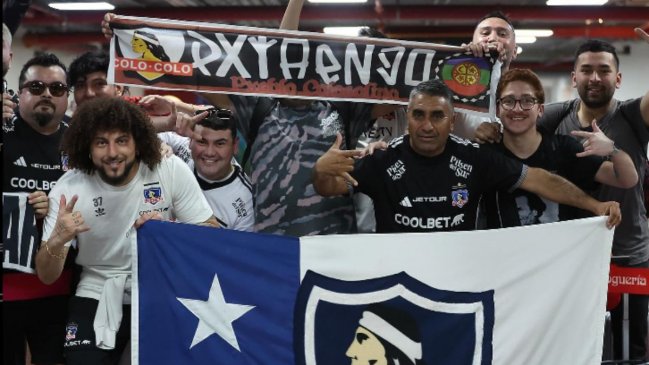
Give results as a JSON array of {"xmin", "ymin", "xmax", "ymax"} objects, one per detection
[{"xmin": 21, "ymin": 5, "xmax": 649, "ymax": 26}]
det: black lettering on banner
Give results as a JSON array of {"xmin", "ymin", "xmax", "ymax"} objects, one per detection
[{"xmin": 2, "ymin": 193, "xmax": 39, "ymax": 273}]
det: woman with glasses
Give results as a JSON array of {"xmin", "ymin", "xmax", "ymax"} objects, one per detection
[{"xmin": 481, "ymin": 68, "xmax": 637, "ymax": 228}]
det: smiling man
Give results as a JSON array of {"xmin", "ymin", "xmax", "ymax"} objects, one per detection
[
  {"xmin": 3, "ymin": 52, "xmax": 72, "ymax": 365},
  {"xmin": 482, "ymin": 68, "xmax": 637, "ymax": 228},
  {"xmin": 312, "ymin": 79, "xmax": 621, "ymax": 233},
  {"xmin": 538, "ymin": 39, "xmax": 649, "ymax": 362},
  {"xmin": 158, "ymin": 105, "xmax": 254, "ymax": 231},
  {"xmin": 35, "ymin": 97, "xmax": 217, "ymax": 364}
]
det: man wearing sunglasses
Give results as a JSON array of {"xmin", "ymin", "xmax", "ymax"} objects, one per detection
[
  {"xmin": 481, "ymin": 68, "xmax": 637, "ymax": 228},
  {"xmin": 3, "ymin": 52, "xmax": 71, "ymax": 365}
]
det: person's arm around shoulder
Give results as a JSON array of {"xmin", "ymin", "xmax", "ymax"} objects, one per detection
[
  {"xmin": 36, "ymin": 194, "xmax": 90, "ymax": 284},
  {"xmin": 313, "ymin": 133, "xmax": 362, "ymax": 196},
  {"xmin": 519, "ymin": 167, "xmax": 621, "ymax": 229},
  {"xmin": 571, "ymin": 119, "xmax": 638, "ymax": 188}
]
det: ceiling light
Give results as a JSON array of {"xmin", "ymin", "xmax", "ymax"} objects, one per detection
[
  {"xmin": 546, "ymin": 0, "xmax": 608, "ymax": 5},
  {"xmin": 323, "ymin": 26, "xmax": 366, "ymax": 37},
  {"xmin": 49, "ymin": 2, "xmax": 115, "ymax": 10},
  {"xmin": 515, "ymin": 29, "xmax": 554, "ymax": 37},
  {"xmin": 516, "ymin": 36, "xmax": 537, "ymax": 44},
  {"xmin": 309, "ymin": 0, "xmax": 367, "ymax": 3}
]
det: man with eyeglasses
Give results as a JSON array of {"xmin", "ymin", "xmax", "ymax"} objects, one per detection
[
  {"xmin": 481, "ymin": 68, "xmax": 637, "ymax": 228},
  {"xmin": 153, "ymin": 98, "xmax": 254, "ymax": 231},
  {"xmin": 3, "ymin": 52, "xmax": 71, "ymax": 365},
  {"xmin": 68, "ymin": 50, "xmax": 125, "ymax": 108},
  {"xmin": 313, "ymin": 79, "xmax": 622, "ymax": 233}
]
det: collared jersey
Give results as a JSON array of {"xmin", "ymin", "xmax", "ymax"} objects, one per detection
[{"xmin": 352, "ymin": 135, "xmax": 527, "ymax": 233}]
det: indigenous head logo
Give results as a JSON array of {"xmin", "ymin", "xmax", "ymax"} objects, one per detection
[
  {"xmin": 114, "ymin": 28, "xmax": 191, "ymax": 83},
  {"xmin": 130, "ymin": 30, "xmax": 170, "ymax": 81},
  {"xmin": 294, "ymin": 271, "xmax": 494, "ymax": 365},
  {"xmin": 65, "ymin": 322, "xmax": 78, "ymax": 341},
  {"xmin": 451, "ymin": 184, "xmax": 469, "ymax": 208},
  {"xmin": 441, "ymin": 57, "xmax": 491, "ymax": 98},
  {"xmin": 143, "ymin": 187, "xmax": 163, "ymax": 205}
]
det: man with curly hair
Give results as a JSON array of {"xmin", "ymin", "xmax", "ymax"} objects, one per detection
[{"xmin": 35, "ymin": 97, "xmax": 218, "ymax": 364}]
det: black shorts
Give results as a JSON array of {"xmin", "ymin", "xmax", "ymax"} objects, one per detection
[
  {"xmin": 3, "ymin": 296, "xmax": 68, "ymax": 364},
  {"xmin": 64, "ymin": 296, "xmax": 131, "ymax": 365}
]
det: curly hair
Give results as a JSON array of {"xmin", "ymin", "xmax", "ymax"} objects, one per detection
[{"xmin": 62, "ymin": 96, "xmax": 161, "ymax": 174}]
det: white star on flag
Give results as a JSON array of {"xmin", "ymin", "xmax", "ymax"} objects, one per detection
[{"xmin": 177, "ymin": 274, "xmax": 255, "ymax": 351}]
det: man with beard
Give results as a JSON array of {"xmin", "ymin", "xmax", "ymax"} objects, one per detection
[
  {"xmin": 3, "ymin": 53, "xmax": 71, "ymax": 365},
  {"xmin": 35, "ymin": 97, "xmax": 218, "ymax": 364},
  {"xmin": 537, "ymin": 39, "xmax": 649, "ymax": 362}
]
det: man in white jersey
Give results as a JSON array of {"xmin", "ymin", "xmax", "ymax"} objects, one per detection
[
  {"xmin": 35, "ymin": 97, "xmax": 218, "ymax": 364},
  {"xmin": 157, "ymin": 104, "xmax": 254, "ymax": 231}
]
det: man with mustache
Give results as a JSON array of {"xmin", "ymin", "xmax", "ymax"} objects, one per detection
[{"xmin": 3, "ymin": 52, "xmax": 71, "ymax": 365}]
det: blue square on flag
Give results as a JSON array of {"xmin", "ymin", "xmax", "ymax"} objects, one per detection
[{"xmin": 136, "ymin": 221, "xmax": 300, "ymax": 364}]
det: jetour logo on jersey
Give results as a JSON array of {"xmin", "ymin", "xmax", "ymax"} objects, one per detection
[{"xmin": 143, "ymin": 186, "xmax": 163, "ymax": 205}]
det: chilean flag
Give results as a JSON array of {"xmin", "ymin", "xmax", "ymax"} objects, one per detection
[{"xmin": 133, "ymin": 217, "xmax": 612, "ymax": 365}]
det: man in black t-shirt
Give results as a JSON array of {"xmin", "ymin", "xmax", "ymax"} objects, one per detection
[
  {"xmin": 483, "ymin": 68, "xmax": 637, "ymax": 229},
  {"xmin": 313, "ymin": 79, "xmax": 621, "ymax": 233},
  {"xmin": 3, "ymin": 53, "xmax": 72, "ymax": 365}
]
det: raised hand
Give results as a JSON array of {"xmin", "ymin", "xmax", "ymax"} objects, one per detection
[
  {"xmin": 571, "ymin": 119, "xmax": 615, "ymax": 157},
  {"xmin": 54, "ymin": 194, "xmax": 90, "ymax": 243},
  {"xmin": 315, "ymin": 133, "xmax": 362, "ymax": 186},
  {"xmin": 101, "ymin": 13, "xmax": 116, "ymax": 39},
  {"xmin": 635, "ymin": 28, "xmax": 649, "ymax": 44}
]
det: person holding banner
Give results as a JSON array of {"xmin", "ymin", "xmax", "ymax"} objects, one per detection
[
  {"xmin": 35, "ymin": 97, "xmax": 218, "ymax": 364},
  {"xmin": 482, "ymin": 68, "xmax": 638, "ymax": 228},
  {"xmin": 102, "ymin": 0, "xmax": 389, "ymax": 237},
  {"xmin": 313, "ymin": 79, "xmax": 622, "ymax": 233}
]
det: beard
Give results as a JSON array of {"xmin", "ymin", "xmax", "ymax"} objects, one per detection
[
  {"xmin": 34, "ymin": 111, "xmax": 54, "ymax": 127},
  {"xmin": 577, "ymin": 84, "xmax": 615, "ymax": 109},
  {"xmin": 95, "ymin": 158, "xmax": 137, "ymax": 186}
]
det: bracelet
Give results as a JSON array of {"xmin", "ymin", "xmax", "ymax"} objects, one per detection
[
  {"xmin": 43, "ymin": 243, "xmax": 66, "ymax": 260},
  {"xmin": 607, "ymin": 144, "xmax": 620, "ymax": 160}
]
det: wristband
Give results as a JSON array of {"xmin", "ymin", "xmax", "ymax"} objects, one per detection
[{"xmin": 608, "ymin": 144, "xmax": 620, "ymax": 158}]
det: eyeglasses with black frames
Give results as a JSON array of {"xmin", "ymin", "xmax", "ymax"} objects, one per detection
[
  {"xmin": 20, "ymin": 80, "xmax": 69, "ymax": 97},
  {"xmin": 497, "ymin": 96, "xmax": 538, "ymax": 111}
]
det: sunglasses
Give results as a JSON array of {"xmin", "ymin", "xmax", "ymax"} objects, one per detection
[
  {"xmin": 20, "ymin": 80, "xmax": 69, "ymax": 97},
  {"xmin": 196, "ymin": 107, "xmax": 233, "ymax": 120}
]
